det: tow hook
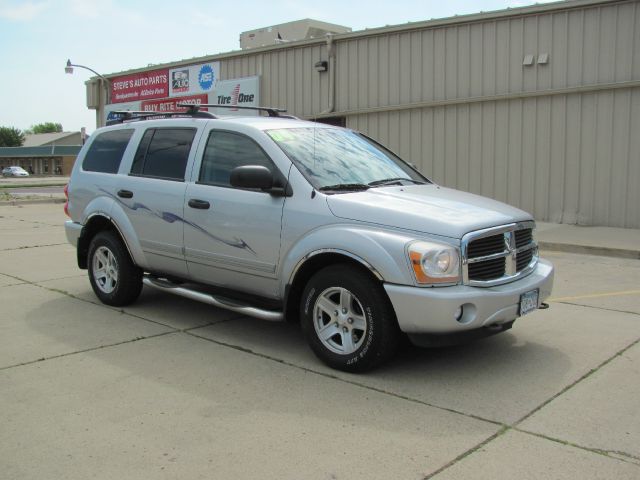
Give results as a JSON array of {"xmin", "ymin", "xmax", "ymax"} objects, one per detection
[{"xmin": 539, "ymin": 302, "xmax": 550, "ymax": 310}]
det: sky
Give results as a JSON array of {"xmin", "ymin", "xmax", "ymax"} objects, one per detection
[{"xmin": 0, "ymin": 0, "xmax": 554, "ymax": 135}]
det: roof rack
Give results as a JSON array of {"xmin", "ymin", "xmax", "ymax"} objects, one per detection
[
  {"xmin": 178, "ymin": 103, "xmax": 295, "ymax": 118},
  {"xmin": 106, "ymin": 108, "xmax": 217, "ymax": 126}
]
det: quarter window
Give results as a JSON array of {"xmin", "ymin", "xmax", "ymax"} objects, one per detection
[
  {"xmin": 130, "ymin": 128, "xmax": 196, "ymax": 181},
  {"xmin": 199, "ymin": 130, "xmax": 275, "ymax": 187},
  {"xmin": 83, "ymin": 129, "xmax": 134, "ymax": 173}
]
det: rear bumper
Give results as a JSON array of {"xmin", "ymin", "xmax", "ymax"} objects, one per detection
[
  {"xmin": 384, "ymin": 258, "xmax": 554, "ymax": 334},
  {"xmin": 65, "ymin": 220, "xmax": 83, "ymax": 247}
]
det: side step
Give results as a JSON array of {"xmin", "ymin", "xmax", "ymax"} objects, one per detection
[{"xmin": 142, "ymin": 275, "xmax": 284, "ymax": 322}]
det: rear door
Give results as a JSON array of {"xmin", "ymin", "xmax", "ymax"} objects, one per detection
[
  {"xmin": 183, "ymin": 129, "xmax": 288, "ymax": 298},
  {"xmin": 116, "ymin": 127, "xmax": 199, "ymax": 278}
]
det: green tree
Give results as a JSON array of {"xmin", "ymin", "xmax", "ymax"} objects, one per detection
[
  {"xmin": 0, "ymin": 127, "xmax": 25, "ymax": 147},
  {"xmin": 27, "ymin": 122, "xmax": 63, "ymax": 134}
]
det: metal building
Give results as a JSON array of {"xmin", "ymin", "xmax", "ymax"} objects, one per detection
[{"xmin": 88, "ymin": 0, "xmax": 640, "ymax": 228}]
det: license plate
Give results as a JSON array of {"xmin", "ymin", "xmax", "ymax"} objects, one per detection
[{"xmin": 519, "ymin": 289, "xmax": 539, "ymax": 316}]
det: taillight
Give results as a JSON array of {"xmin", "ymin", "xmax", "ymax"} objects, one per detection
[{"xmin": 63, "ymin": 184, "xmax": 70, "ymax": 217}]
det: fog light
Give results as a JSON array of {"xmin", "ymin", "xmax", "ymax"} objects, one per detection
[{"xmin": 454, "ymin": 306, "xmax": 463, "ymax": 321}]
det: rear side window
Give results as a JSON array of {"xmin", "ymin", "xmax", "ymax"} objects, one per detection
[
  {"xmin": 82, "ymin": 129, "xmax": 134, "ymax": 173},
  {"xmin": 199, "ymin": 130, "xmax": 274, "ymax": 187},
  {"xmin": 130, "ymin": 128, "xmax": 196, "ymax": 181}
]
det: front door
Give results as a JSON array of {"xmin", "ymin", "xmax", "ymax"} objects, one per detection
[{"xmin": 183, "ymin": 129, "xmax": 287, "ymax": 298}]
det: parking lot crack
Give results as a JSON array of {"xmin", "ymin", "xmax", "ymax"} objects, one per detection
[
  {"xmin": 183, "ymin": 329, "xmax": 506, "ymax": 427},
  {"xmin": 422, "ymin": 426, "xmax": 510, "ymax": 479},
  {"xmin": 557, "ymin": 300, "xmax": 640, "ymax": 317},
  {"xmin": 0, "ymin": 331, "xmax": 177, "ymax": 373},
  {"xmin": 0, "ymin": 272, "xmax": 182, "ymax": 332},
  {"xmin": 1, "ymin": 242, "xmax": 68, "ymax": 252},
  {"xmin": 513, "ymin": 336, "xmax": 640, "ymax": 426},
  {"xmin": 512, "ymin": 429, "xmax": 640, "ymax": 467}
]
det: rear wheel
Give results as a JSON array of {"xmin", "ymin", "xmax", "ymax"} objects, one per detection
[
  {"xmin": 301, "ymin": 264, "xmax": 400, "ymax": 372},
  {"xmin": 88, "ymin": 231, "xmax": 142, "ymax": 306}
]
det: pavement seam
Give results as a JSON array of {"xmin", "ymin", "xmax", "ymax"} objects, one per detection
[
  {"xmin": 422, "ymin": 426, "xmax": 510, "ymax": 479},
  {"xmin": 511, "ymin": 333, "xmax": 640, "ymax": 425},
  {"xmin": 0, "ymin": 315, "xmax": 241, "ymax": 373},
  {"xmin": 184, "ymin": 326, "xmax": 640, "ymax": 477},
  {"xmin": 512, "ymin": 428, "xmax": 640, "ymax": 467},
  {"xmin": 0, "ymin": 271, "xmax": 183, "ymax": 331},
  {"xmin": 0, "ymin": 216, "xmax": 61, "ymax": 227},
  {"xmin": 183, "ymin": 329, "xmax": 506, "ymax": 427},
  {"xmin": 0, "ymin": 242, "xmax": 68, "ymax": 252},
  {"xmin": 0, "ymin": 331, "xmax": 177, "ymax": 373},
  {"xmin": 556, "ymin": 300, "xmax": 640, "ymax": 317}
]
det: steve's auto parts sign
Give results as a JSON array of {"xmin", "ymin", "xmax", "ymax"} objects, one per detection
[{"xmin": 110, "ymin": 69, "xmax": 168, "ymax": 103}]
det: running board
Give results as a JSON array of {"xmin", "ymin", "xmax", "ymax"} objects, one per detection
[{"xmin": 142, "ymin": 276, "xmax": 284, "ymax": 322}]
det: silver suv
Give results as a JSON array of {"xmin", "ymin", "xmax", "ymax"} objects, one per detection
[{"xmin": 64, "ymin": 106, "xmax": 554, "ymax": 372}]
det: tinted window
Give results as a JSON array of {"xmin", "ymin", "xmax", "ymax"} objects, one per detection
[
  {"xmin": 199, "ymin": 131, "xmax": 274, "ymax": 187},
  {"xmin": 130, "ymin": 129, "xmax": 154, "ymax": 175},
  {"xmin": 130, "ymin": 128, "xmax": 196, "ymax": 181},
  {"xmin": 82, "ymin": 129, "xmax": 134, "ymax": 173}
]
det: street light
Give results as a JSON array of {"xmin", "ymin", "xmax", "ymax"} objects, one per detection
[{"xmin": 65, "ymin": 59, "xmax": 111, "ymax": 126}]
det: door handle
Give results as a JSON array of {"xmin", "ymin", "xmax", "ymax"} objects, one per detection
[
  {"xmin": 188, "ymin": 199, "xmax": 210, "ymax": 210},
  {"xmin": 117, "ymin": 189, "xmax": 133, "ymax": 199}
]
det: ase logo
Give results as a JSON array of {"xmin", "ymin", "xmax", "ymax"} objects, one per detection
[
  {"xmin": 172, "ymin": 70, "xmax": 189, "ymax": 93},
  {"xmin": 198, "ymin": 64, "xmax": 215, "ymax": 91}
]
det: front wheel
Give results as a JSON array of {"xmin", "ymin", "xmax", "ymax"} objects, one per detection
[
  {"xmin": 88, "ymin": 230, "xmax": 142, "ymax": 306},
  {"xmin": 300, "ymin": 265, "xmax": 400, "ymax": 372}
]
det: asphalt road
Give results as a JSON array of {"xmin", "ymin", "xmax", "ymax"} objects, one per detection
[{"xmin": 1, "ymin": 203, "xmax": 638, "ymax": 479}]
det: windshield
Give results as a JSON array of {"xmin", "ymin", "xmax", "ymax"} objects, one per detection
[{"xmin": 266, "ymin": 127, "xmax": 428, "ymax": 190}]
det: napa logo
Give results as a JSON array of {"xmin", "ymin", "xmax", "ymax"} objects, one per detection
[{"xmin": 198, "ymin": 64, "xmax": 215, "ymax": 91}]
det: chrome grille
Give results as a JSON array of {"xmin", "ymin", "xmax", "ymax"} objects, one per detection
[
  {"xmin": 467, "ymin": 233, "xmax": 504, "ymax": 258},
  {"xmin": 468, "ymin": 257, "xmax": 506, "ymax": 280},
  {"xmin": 516, "ymin": 248, "xmax": 534, "ymax": 271},
  {"xmin": 462, "ymin": 221, "xmax": 538, "ymax": 287}
]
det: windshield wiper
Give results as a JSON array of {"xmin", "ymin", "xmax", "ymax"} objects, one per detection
[
  {"xmin": 368, "ymin": 177, "xmax": 428, "ymax": 187},
  {"xmin": 318, "ymin": 183, "xmax": 370, "ymax": 192}
]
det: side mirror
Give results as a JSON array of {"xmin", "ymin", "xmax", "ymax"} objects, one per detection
[{"xmin": 230, "ymin": 165, "xmax": 274, "ymax": 190}]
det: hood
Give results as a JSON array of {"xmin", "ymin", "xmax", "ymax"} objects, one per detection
[{"xmin": 325, "ymin": 184, "xmax": 533, "ymax": 239}]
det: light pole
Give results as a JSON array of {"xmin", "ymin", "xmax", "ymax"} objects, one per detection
[{"xmin": 65, "ymin": 59, "xmax": 111, "ymax": 127}]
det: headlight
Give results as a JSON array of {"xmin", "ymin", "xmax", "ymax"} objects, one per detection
[{"xmin": 407, "ymin": 241, "xmax": 460, "ymax": 285}]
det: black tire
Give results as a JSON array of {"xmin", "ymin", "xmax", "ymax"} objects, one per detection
[
  {"xmin": 300, "ymin": 264, "xmax": 400, "ymax": 372},
  {"xmin": 87, "ymin": 230, "xmax": 143, "ymax": 306}
]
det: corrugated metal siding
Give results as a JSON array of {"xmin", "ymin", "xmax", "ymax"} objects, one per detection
[
  {"xmin": 335, "ymin": 1, "xmax": 639, "ymax": 110},
  {"xmin": 348, "ymin": 86, "xmax": 640, "ymax": 228},
  {"xmin": 221, "ymin": 44, "xmax": 328, "ymax": 116},
  {"xmin": 210, "ymin": 0, "xmax": 640, "ymax": 228}
]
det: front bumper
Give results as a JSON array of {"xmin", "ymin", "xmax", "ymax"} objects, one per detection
[{"xmin": 384, "ymin": 258, "xmax": 554, "ymax": 334}]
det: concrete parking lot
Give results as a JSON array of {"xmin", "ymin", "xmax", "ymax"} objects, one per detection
[{"xmin": 1, "ymin": 203, "xmax": 638, "ymax": 479}]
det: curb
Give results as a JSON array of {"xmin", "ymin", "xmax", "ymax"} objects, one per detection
[
  {"xmin": 0, "ymin": 184, "xmax": 67, "ymax": 189},
  {"xmin": 538, "ymin": 241, "xmax": 640, "ymax": 260},
  {"xmin": 0, "ymin": 198, "xmax": 66, "ymax": 206}
]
